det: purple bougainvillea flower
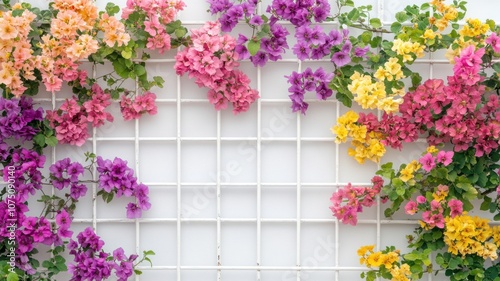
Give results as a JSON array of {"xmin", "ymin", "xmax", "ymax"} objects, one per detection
[{"xmin": 331, "ymin": 51, "xmax": 351, "ymax": 67}]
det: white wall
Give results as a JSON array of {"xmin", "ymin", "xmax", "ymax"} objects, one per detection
[{"xmin": 30, "ymin": 0, "xmax": 499, "ymax": 280}]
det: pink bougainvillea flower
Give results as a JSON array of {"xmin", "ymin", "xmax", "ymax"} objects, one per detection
[
  {"xmin": 174, "ymin": 21, "xmax": 259, "ymax": 114},
  {"xmin": 436, "ymin": 150, "xmax": 453, "ymax": 166},
  {"xmin": 486, "ymin": 33, "xmax": 500, "ymax": 53},
  {"xmin": 120, "ymin": 91, "xmax": 158, "ymax": 121},
  {"xmin": 419, "ymin": 153, "xmax": 436, "ymax": 172},
  {"xmin": 404, "ymin": 201, "xmax": 418, "ymax": 215},
  {"xmin": 448, "ymin": 199, "xmax": 463, "ymax": 218},
  {"xmin": 416, "ymin": 195, "xmax": 426, "ymax": 204}
]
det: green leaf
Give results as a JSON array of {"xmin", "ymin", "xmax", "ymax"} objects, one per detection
[
  {"xmin": 125, "ymin": 58, "xmax": 133, "ymax": 68},
  {"xmin": 54, "ymin": 255, "xmax": 65, "ymax": 264},
  {"xmin": 34, "ymin": 134, "xmax": 46, "ymax": 147},
  {"xmin": 112, "ymin": 60, "xmax": 128, "ymax": 78},
  {"xmin": 395, "ymin": 12, "xmax": 409, "ymax": 22},
  {"xmin": 435, "ymin": 167, "xmax": 448, "ymax": 179},
  {"xmin": 121, "ymin": 49, "xmax": 133, "ymax": 59},
  {"xmin": 134, "ymin": 269, "xmax": 143, "ymax": 275},
  {"xmin": 391, "ymin": 177, "xmax": 404, "ymax": 187},
  {"xmin": 42, "ymin": 260, "xmax": 52, "ymax": 268},
  {"xmin": 391, "ymin": 22, "xmax": 402, "ymax": 33},
  {"xmin": 11, "ymin": 9, "xmax": 23, "ymax": 17},
  {"xmin": 492, "ymin": 62, "xmax": 500, "ymax": 73},
  {"xmin": 99, "ymin": 46, "xmax": 115, "ymax": 59},
  {"xmin": 405, "ymin": 5, "xmax": 419, "ymax": 16},
  {"xmin": 410, "ymin": 264, "xmax": 423, "ymax": 274},
  {"xmin": 248, "ymin": 39, "xmax": 261, "ymax": 56},
  {"xmin": 432, "ymin": 230, "xmax": 442, "ymax": 239},
  {"xmin": 56, "ymin": 262, "xmax": 67, "ymax": 271},
  {"xmin": 360, "ymin": 31, "xmax": 373, "ymax": 44},
  {"xmin": 494, "ymin": 212, "xmax": 500, "ymax": 221},
  {"xmin": 448, "ymin": 257, "xmax": 461, "ymax": 269},
  {"xmin": 480, "ymin": 199, "xmax": 490, "ymax": 211},
  {"xmin": 395, "ymin": 185, "xmax": 405, "ymax": 196},
  {"xmin": 6, "ymin": 272, "xmax": 18, "ymax": 281},
  {"xmin": 261, "ymin": 23, "xmax": 270, "ymax": 34},
  {"xmin": 369, "ymin": 18, "xmax": 382, "ymax": 28},
  {"xmin": 344, "ymin": 0, "xmax": 355, "ymax": 7},
  {"xmin": 106, "ymin": 192, "xmax": 114, "ymax": 203},
  {"xmin": 456, "ymin": 182, "xmax": 478, "ymax": 199},
  {"xmin": 45, "ymin": 136, "xmax": 58, "ymax": 147},
  {"xmin": 134, "ymin": 64, "xmax": 147, "ymax": 76},
  {"xmin": 348, "ymin": 8, "xmax": 360, "ymax": 21},
  {"xmin": 174, "ymin": 27, "xmax": 187, "ymax": 38},
  {"xmin": 153, "ymin": 76, "xmax": 165, "ymax": 85},
  {"xmin": 370, "ymin": 37, "xmax": 382, "ymax": 48},
  {"xmin": 486, "ymin": 19, "xmax": 496, "ymax": 31},
  {"xmin": 366, "ymin": 270, "xmax": 377, "ymax": 281},
  {"xmin": 335, "ymin": 92, "xmax": 353, "ymax": 107},
  {"xmin": 143, "ymin": 250, "xmax": 156, "ymax": 256},
  {"xmin": 489, "ymin": 202, "xmax": 498, "ymax": 213},
  {"xmin": 105, "ymin": 3, "xmax": 120, "ymax": 16},
  {"xmin": 110, "ymin": 89, "xmax": 120, "ymax": 100},
  {"xmin": 404, "ymin": 253, "xmax": 418, "ymax": 261},
  {"xmin": 256, "ymin": 31, "xmax": 268, "ymax": 39},
  {"xmin": 478, "ymin": 173, "xmax": 488, "ymax": 187}
]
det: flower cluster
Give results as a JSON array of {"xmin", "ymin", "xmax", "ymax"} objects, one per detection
[
  {"xmin": 373, "ymin": 58, "xmax": 405, "ymax": 82},
  {"xmin": 0, "ymin": 97, "xmax": 43, "ymax": 143},
  {"xmin": 486, "ymin": 32, "xmax": 500, "ymax": 53},
  {"xmin": 406, "ymin": 47, "xmax": 497, "ymax": 156},
  {"xmin": 293, "ymin": 26, "xmax": 368, "ymax": 65},
  {"xmin": 0, "ymin": 0, "xmax": 170, "ymax": 142},
  {"xmin": 459, "ymin": 18, "xmax": 490, "ymax": 39},
  {"xmin": 38, "ymin": 0, "xmax": 108, "ymax": 92},
  {"xmin": 0, "ymin": 148, "xmax": 152, "ymax": 279},
  {"xmin": 331, "ymin": 110, "xmax": 386, "ymax": 163},
  {"xmin": 348, "ymin": 71, "xmax": 403, "ymax": 113},
  {"xmin": 444, "ymin": 214, "xmax": 499, "ymax": 260},
  {"xmin": 268, "ymin": 0, "xmax": 331, "ymax": 27},
  {"xmin": 46, "ymin": 98, "xmax": 88, "ymax": 146},
  {"xmin": 98, "ymin": 10, "xmax": 131, "ymax": 48},
  {"xmin": 49, "ymin": 158, "xmax": 87, "ymax": 200},
  {"xmin": 404, "ymin": 186, "xmax": 465, "ymax": 230},
  {"xmin": 120, "ymin": 91, "xmax": 158, "ymax": 121},
  {"xmin": 208, "ymin": 0, "xmax": 256, "ymax": 32},
  {"xmin": 329, "ymin": 176, "xmax": 384, "ymax": 225},
  {"xmin": 357, "ymin": 244, "xmax": 424, "ymax": 281},
  {"xmin": 335, "ymin": 45, "xmax": 500, "ymax": 163},
  {"xmin": 444, "ymin": 16, "xmax": 490, "ymax": 62},
  {"xmin": 430, "ymin": 0, "xmax": 459, "ymax": 31},
  {"xmin": 390, "ymin": 39, "xmax": 425, "ymax": 63},
  {"xmin": 0, "ymin": 0, "xmax": 188, "ymax": 279},
  {"xmin": 96, "ymin": 156, "xmax": 151, "ymax": 219},
  {"xmin": 358, "ymin": 245, "xmax": 400, "ymax": 269},
  {"xmin": 207, "ymin": 0, "xmax": 291, "ymax": 67},
  {"xmin": 46, "ymin": 84, "xmax": 113, "ymax": 146},
  {"xmin": 419, "ymin": 150, "xmax": 453, "ymax": 171},
  {"xmin": 1, "ymin": 147, "xmax": 45, "ymax": 202},
  {"xmin": 174, "ymin": 21, "xmax": 259, "ymax": 114},
  {"xmin": 340, "ymin": 143, "xmax": 500, "ymax": 280},
  {"xmin": 286, "ymin": 67, "xmax": 333, "ymax": 114},
  {"xmin": 122, "ymin": 0, "xmax": 186, "ymax": 53},
  {"xmin": 68, "ymin": 227, "xmax": 138, "ymax": 281},
  {"xmin": 0, "ymin": 6, "xmax": 38, "ymax": 97}
]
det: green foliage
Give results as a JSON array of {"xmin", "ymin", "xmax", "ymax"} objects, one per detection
[
  {"xmin": 327, "ymin": 0, "xmax": 469, "ymax": 108},
  {"xmin": 248, "ymin": 38, "xmax": 261, "ymax": 56}
]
